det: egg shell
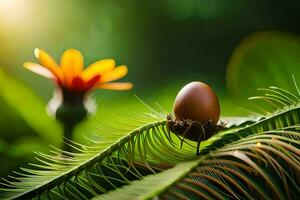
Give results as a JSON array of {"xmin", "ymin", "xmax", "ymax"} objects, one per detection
[{"xmin": 173, "ymin": 81, "xmax": 220, "ymax": 125}]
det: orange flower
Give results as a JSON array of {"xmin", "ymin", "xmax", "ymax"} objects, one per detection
[{"xmin": 24, "ymin": 48, "xmax": 133, "ymax": 92}]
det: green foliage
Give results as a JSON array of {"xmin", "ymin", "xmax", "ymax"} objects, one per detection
[
  {"xmin": 227, "ymin": 31, "xmax": 300, "ymax": 101},
  {"xmin": 96, "ymin": 159, "xmax": 201, "ymax": 200},
  {"xmin": 97, "ymin": 129, "xmax": 300, "ymax": 200},
  {"xmin": 0, "ymin": 83, "xmax": 300, "ymax": 199},
  {"xmin": 0, "ymin": 110, "xmax": 194, "ymax": 199},
  {"xmin": 203, "ymin": 102, "xmax": 300, "ymax": 154},
  {"xmin": 0, "ymin": 68, "xmax": 61, "ymax": 146}
]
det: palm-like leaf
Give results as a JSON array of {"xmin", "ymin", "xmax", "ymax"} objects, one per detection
[
  {"xmin": 0, "ymin": 110, "xmax": 196, "ymax": 199},
  {"xmin": 1, "ymin": 83, "xmax": 300, "ymax": 200},
  {"xmin": 96, "ymin": 128, "xmax": 300, "ymax": 200}
]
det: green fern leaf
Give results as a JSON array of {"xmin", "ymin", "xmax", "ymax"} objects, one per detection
[
  {"xmin": 96, "ymin": 128, "xmax": 300, "ymax": 200},
  {"xmin": 1, "ymin": 85, "xmax": 300, "ymax": 199},
  {"xmin": 0, "ymin": 110, "xmax": 196, "ymax": 200}
]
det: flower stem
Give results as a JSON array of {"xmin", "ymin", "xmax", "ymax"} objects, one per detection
[
  {"xmin": 61, "ymin": 124, "xmax": 74, "ymax": 153},
  {"xmin": 54, "ymin": 89, "xmax": 88, "ymax": 153}
]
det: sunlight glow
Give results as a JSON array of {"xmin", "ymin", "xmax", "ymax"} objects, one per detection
[
  {"xmin": 0, "ymin": 0, "xmax": 29, "ymax": 25},
  {"xmin": 0, "ymin": 0, "xmax": 10, "ymax": 6},
  {"xmin": 0, "ymin": 0, "xmax": 19, "ymax": 10}
]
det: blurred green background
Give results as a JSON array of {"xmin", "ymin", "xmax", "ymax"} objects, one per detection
[{"xmin": 1, "ymin": 0, "xmax": 300, "ymax": 176}]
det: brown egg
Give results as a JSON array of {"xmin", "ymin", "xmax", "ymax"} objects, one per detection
[{"xmin": 173, "ymin": 81, "xmax": 220, "ymax": 125}]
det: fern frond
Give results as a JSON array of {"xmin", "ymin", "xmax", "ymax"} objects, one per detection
[
  {"xmin": 249, "ymin": 77, "xmax": 300, "ymax": 115},
  {"xmin": 203, "ymin": 104, "xmax": 300, "ymax": 153},
  {"xmin": 1, "ymin": 84, "xmax": 300, "ymax": 200},
  {"xmin": 0, "ymin": 110, "xmax": 196, "ymax": 200},
  {"xmin": 96, "ymin": 128, "xmax": 300, "ymax": 200},
  {"xmin": 203, "ymin": 83, "xmax": 300, "ymax": 154}
]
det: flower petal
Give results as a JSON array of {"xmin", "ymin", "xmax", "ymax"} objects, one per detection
[
  {"xmin": 81, "ymin": 59, "xmax": 115, "ymax": 81},
  {"xmin": 85, "ymin": 75, "xmax": 101, "ymax": 90},
  {"xmin": 34, "ymin": 48, "xmax": 63, "ymax": 80},
  {"xmin": 24, "ymin": 62, "xmax": 54, "ymax": 79},
  {"xmin": 71, "ymin": 76, "xmax": 86, "ymax": 91},
  {"xmin": 97, "ymin": 82, "xmax": 133, "ymax": 90},
  {"xmin": 100, "ymin": 65, "xmax": 128, "ymax": 83},
  {"xmin": 61, "ymin": 49, "xmax": 84, "ymax": 87}
]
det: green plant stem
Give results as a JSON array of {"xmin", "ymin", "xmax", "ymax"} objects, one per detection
[
  {"xmin": 54, "ymin": 89, "xmax": 88, "ymax": 153},
  {"xmin": 62, "ymin": 124, "xmax": 74, "ymax": 153}
]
